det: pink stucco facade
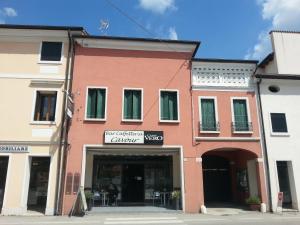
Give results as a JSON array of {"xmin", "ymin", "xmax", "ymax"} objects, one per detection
[
  {"xmin": 62, "ymin": 43, "xmax": 202, "ymax": 214},
  {"xmin": 62, "ymin": 39, "xmax": 268, "ymax": 214}
]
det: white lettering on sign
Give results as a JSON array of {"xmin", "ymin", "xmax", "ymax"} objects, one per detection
[
  {"xmin": 0, "ymin": 145, "xmax": 29, "ymax": 153},
  {"xmin": 104, "ymin": 131, "xmax": 144, "ymax": 144}
]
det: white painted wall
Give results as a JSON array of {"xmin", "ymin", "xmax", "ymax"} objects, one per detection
[
  {"xmin": 271, "ymin": 32, "xmax": 300, "ymax": 74},
  {"xmin": 259, "ymin": 79, "xmax": 300, "ymax": 211}
]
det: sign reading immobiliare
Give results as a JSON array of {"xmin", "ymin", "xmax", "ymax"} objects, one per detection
[{"xmin": 0, "ymin": 145, "xmax": 29, "ymax": 153}]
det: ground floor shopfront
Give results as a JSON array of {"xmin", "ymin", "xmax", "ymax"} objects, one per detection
[
  {"xmin": 0, "ymin": 144, "xmax": 59, "ymax": 215},
  {"xmin": 64, "ymin": 145, "xmax": 185, "ymax": 211}
]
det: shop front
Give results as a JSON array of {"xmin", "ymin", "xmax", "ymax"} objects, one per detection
[{"xmin": 81, "ymin": 131, "xmax": 184, "ymax": 210}]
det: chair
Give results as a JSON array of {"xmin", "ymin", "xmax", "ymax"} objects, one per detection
[
  {"xmin": 92, "ymin": 191, "xmax": 101, "ymax": 207},
  {"xmin": 152, "ymin": 191, "xmax": 162, "ymax": 206}
]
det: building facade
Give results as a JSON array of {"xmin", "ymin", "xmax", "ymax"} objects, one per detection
[
  {"xmin": 0, "ymin": 25, "xmax": 84, "ymax": 215},
  {"xmin": 191, "ymin": 59, "xmax": 268, "ymax": 212},
  {"xmin": 62, "ymin": 36, "xmax": 201, "ymax": 213},
  {"xmin": 256, "ymin": 31, "xmax": 300, "ymax": 212}
]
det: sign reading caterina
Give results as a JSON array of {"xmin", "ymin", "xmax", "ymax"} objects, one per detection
[
  {"xmin": 104, "ymin": 131, "xmax": 163, "ymax": 145},
  {"xmin": 0, "ymin": 145, "xmax": 29, "ymax": 153}
]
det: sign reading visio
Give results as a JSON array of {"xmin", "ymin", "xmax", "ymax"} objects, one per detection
[{"xmin": 104, "ymin": 131, "xmax": 163, "ymax": 145}]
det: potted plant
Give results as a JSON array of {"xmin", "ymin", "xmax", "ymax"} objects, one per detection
[
  {"xmin": 84, "ymin": 190, "xmax": 94, "ymax": 211},
  {"xmin": 245, "ymin": 196, "xmax": 261, "ymax": 211},
  {"xmin": 171, "ymin": 190, "xmax": 181, "ymax": 210}
]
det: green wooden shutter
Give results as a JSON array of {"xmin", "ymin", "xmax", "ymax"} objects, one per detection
[
  {"xmin": 170, "ymin": 92, "xmax": 178, "ymax": 120},
  {"xmin": 96, "ymin": 89, "xmax": 105, "ymax": 119},
  {"xmin": 87, "ymin": 89, "xmax": 96, "ymax": 118},
  {"xmin": 201, "ymin": 99, "xmax": 216, "ymax": 131},
  {"xmin": 233, "ymin": 100, "xmax": 248, "ymax": 131},
  {"xmin": 124, "ymin": 90, "xmax": 141, "ymax": 120},
  {"xmin": 160, "ymin": 91, "xmax": 178, "ymax": 121},
  {"xmin": 132, "ymin": 90, "xmax": 141, "ymax": 119}
]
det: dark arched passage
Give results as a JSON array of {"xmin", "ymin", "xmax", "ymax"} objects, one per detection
[{"xmin": 202, "ymin": 155, "xmax": 232, "ymax": 203}]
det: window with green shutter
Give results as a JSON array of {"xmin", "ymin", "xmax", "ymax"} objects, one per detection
[
  {"xmin": 233, "ymin": 99, "xmax": 249, "ymax": 131},
  {"xmin": 160, "ymin": 91, "xmax": 178, "ymax": 121},
  {"xmin": 123, "ymin": 89, "xmax": 142, "ymax": 120},
  {"xmin": 86, "ymin": 88, "xmax": 106, "ymax": 119},
  {"xmin": 201, "ymin": 98, "xmax": 217, "ymax": 131}
]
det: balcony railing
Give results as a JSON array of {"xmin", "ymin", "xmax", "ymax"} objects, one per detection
[
  {"xmin": 200, "ymin": 121, "xmax": 220, "ymax": 132},
  {"xmin": 231, "ymin": 122, "xmax": 253, "ymax": 132}
]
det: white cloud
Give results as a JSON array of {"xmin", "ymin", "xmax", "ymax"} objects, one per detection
[
  {"xmin": 138, "ymin": 0, "xmax": 177, "ymax": 14},
  {"xmin": 3, "ymin": 7, "xmax": 17, "ymax": 17},
  {"xmin": 168, "ymin": 27, "xmax": 178, "ymax": 40},
  {"xmin": 246, "ymin": 0, "xmax": 300, "ymax": 60}
]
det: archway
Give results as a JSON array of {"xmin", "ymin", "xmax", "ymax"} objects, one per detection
[{"xmin": 202, "ymin": 148, "xmax": 261, "ymax": 208}]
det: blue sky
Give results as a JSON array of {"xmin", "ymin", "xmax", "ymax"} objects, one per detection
[{"xmin": 1, "ymin": 0, "xmax": 300, "ymax": 60}]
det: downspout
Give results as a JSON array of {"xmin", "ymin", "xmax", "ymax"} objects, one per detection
[
  {"xmin": 58, "ymin": 35, "xmax": 77, "ymax": 215},
  {"xmin": 55, "ymin": 30, "xmax": 72, "ymax": 215},
  {"xmin": 256, "ymin": 77, "xmax": 273, "ymax": 211}
]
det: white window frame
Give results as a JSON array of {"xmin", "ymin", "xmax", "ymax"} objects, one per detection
[
  {"xmin": 122, "ymin": 87, "xmax": 143, "ymax": 122},
  {"xmin": 230, "ymin": 97, "xmax": 252, "ymax": 134},
  {"xmin": 159, "ymin": 89, "xmax": 180, "ymax": 123},
  {"xmin": 38, "ymin": 41, "xmax": 64, "ymax": 64},
  {"xmin": 84, "ymin": 86, "xmax": 108, "ymax": 121},
  {"xmin": 30, "ymin": 88, "xmax": 59, "ymax": 125},
  {"xmin": 269, "ymin": 112, "xmax": 290, "ymax": 136},
  {"xmin": 199, "ymin": 96, "xmax": 219, "ymax": 133}
]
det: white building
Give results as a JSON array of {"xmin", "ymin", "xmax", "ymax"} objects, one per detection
[{"xmin": 256, "ymin": 31, "xmax": 300, "ymax": 212}]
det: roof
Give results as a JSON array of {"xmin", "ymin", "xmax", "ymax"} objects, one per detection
[
  {"xmin": 258, "ymin": 52, "xmax": 274, "ymax": 68},
  {"xmin": 255, "ymin": 74, "xmax": 300, "ymax": 80},
  {"xmin": 73, "ymin": 35, "xmax": 200, "ymax": 57},
  {"xmin": 270, "ymin": 30, "xmax": 300, "ymax": 34},
  {"xmin": 73, "ymin": 34, "xmax": 200, "ymax": 45},
  {"xmin": 192, "ymin": 58, "xmax": 258, "ymax": 64},
  {"xmin": 0, "ymin": 24, "xmax": 86, "ymax": 32}
]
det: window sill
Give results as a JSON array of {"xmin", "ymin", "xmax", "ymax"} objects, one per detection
[
  {"xmin": 122, "ymin": 119, "xmax": 143, "ymax": 123},
  {"xmin": 271, "ymin": 132, "xmax": 290, "ymax": 137},
  {"xmin": 84, "ymin": 118, "xmax": 106, "ymax": 122},
  {"xmin": 200, "ymin": 131, "xmax": 220, "ymax": 134},
  {"xmin": 38, "ymin": 60, "xmax": 63, "ymax": 65},
  {"xmin": 30, "ymin": 121, "xmax": 56, "ymax": 125},
  {"xmin": 233, "ymin": 131, "xmax": 253, "ymax": 134},
  {"xmin": 159, "ymin": 120, "xmax": 180, "ymax": 123}
]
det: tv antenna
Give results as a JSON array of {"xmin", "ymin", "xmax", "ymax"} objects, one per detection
[{"xmin": 99, "ymin": 19, "xmax": 109, "ymax": 35}]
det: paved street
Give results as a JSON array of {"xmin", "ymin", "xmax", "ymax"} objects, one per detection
[{"xmin": 0, "ymin": 213, "xmax": 300, "ymax": 225}]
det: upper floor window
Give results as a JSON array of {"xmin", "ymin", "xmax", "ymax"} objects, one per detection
[
  {"xmin": 34, "ymin": 91, "xmax": 57, "ymax": 122},
  {"xmin": 270, "ymin": 113, "xmax": 288, "ymax": 133},
  {"xmin": 199, "ymin": 97, "xmax": 219, "ymax": 132},
  {"xmin": 160, "ymin": 90, "xmax": 179, "ymax": 122},
  {"xmin": 232, "ymin": 98, "xmax": 252, "ymax": 132},
  {"xmin": 86, "ymin": 88, "xmax": 107, "ymax": 120},
  {"xmin": 123, "ymin": 89, "xmax": 142, "ymax": 121},
  {"xmin": 40, "ymin": 42, "xmax": 63, "ymax": 62}
]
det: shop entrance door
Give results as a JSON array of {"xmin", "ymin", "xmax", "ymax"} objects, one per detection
[
  {"xmin": 27, "ymin": 157, "xmax": 50, "ymax": 213},
  {"xmin": 203, "ymin": 155, "xmax": 232, "ymax": 203},
  {"xmin": 122, "ymin": 164, "xmax": 144, "ymax": 203},
  {"xmin": 0, "ymin": 157, "xmax": 9, "ymax": 212}
]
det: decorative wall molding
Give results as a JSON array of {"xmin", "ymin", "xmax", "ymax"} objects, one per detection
[
  {"xmin": 194, "ymin": 137, "xmax": 260, "ymax": 142},
  {"xmin": 192, "ymin": 62, "xmax": 256, "ymax": 89}
]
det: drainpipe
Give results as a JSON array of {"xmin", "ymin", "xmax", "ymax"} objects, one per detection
[
  {"xmin": 256, "ymin": 78, "xmax": 273, "ymax": 212},
  {"xmin": 54, "ymin": 30, "xmax": 73, "ymax": 215}
]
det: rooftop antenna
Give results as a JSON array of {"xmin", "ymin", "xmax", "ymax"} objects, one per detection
[{"xmin": 99, "ymin": 19, "xmax": 109, "ymax": 35}]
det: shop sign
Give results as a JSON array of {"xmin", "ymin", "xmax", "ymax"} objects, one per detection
[
  {"xmin": 104, "ymin": 131, "xmax": 163, "ymax": 145},
  {"xmin": 0, "ymin": 145, "xmax": 29, "ymax": 153}
]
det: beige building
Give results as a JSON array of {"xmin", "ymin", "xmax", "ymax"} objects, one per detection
[{"xmin": 0, "ymin": 25, "xmax": 85, "ymax": 215}]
